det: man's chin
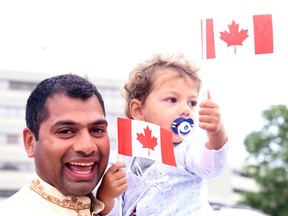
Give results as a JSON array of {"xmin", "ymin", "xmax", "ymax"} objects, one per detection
[{"xmin": 62, "ymin": 182, "xmax": 97, "ymax": 197}]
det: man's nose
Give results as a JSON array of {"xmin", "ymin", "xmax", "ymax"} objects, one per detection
[{"xmin": 73, "ymin": 132, "xmax": 97, "ymax": 155}]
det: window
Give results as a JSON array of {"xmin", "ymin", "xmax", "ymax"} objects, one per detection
[
  {"xmin": 0, "ymin": 190, "xmax": 18, "ymax": 198},
  {"xmin": 9, "ymin": 81, "xmax": 37, "ymax": 91},
  {"xmin": 0, "ymin": 80, "xmax": 9, "ymax": 90},
  {"xmin": 0, "ymin": 133, "xmax": 22, "ymax": 145},
  {"xmin": 7, "ymin": 134, "xmax": 19, "ymax": 144},
  {"xmin": 98, "ymin": 86, "xmax": 121, "ymax": 98},
  {"xmin": 0, "ymin": 106, "xmax": 25, "ymax": 118},
  {"xmin": 0, "ymin": 161, "xmax": 34, "ymax": 172}
]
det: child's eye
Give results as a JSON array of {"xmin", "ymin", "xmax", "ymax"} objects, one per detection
[
  {"xmin": 188, "ymin": 101, "xmax": 197, "ymax": 107},
  {"xmin": 166, "ymin": 97, "xmax": 177, "ymax": 103}
]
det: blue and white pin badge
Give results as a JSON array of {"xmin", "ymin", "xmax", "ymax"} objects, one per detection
[{"xmin": 171, "ymin": 117, "xmax": 194, "ymax": 138}]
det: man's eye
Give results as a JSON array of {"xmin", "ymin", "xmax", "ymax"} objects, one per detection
[
  {"xmin": 56, "ymin": 129, "xmax": 75, "ymax": 138},
  {"xmin": 58, "ymin": 129, "xmax": 74, "ymax": 135},
  {"xmin": 90, "ymin": 127, "xmax": 106, "ymax": 134},
  {"xmin": 166, "ymin": 98, "xmax": 177, "ymax": 103}
]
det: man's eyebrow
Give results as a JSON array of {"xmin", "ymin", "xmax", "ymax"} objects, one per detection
[
  {"xmin": 52, "ymin": 120, "xmax": 77, "ymax": 127},
  {"xmin": 91, "ymin": 119, "xmax": 108, "ymax": 126},
  {"xmin": 52, "ymin": 119, "xmax": 108, "ymax": 127}
]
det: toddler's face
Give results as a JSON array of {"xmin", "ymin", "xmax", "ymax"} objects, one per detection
[{"xmin": 140, "ymin": 68, "xmax": 198, "ymax": 143}]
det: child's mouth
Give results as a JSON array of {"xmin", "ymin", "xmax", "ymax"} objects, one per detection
[{"xmin": 171, "ymin": 117, "xmax": 194, "ymax": 138}]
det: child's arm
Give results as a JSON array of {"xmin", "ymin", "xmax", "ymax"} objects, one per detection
[
  {"xmin": 96, "ymin": 162, "xmax": 128, "ymax": 215},
  {"xmin": 198, "ymin": 90, "xmax": 228, "ymax": 150}
]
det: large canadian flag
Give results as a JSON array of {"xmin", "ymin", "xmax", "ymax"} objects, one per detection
[
  {"xmin": 117, "ymin": 117, "xmax": 176, "ymax": 167},
  {"xmin": 201, "ymin": 14, "xmax": 273, "ymax": 59}
]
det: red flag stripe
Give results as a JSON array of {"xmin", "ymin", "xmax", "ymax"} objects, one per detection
[
  {"xmin": 160, "ymin": 127, "xmax": 176, "ymax": 166},
  {"xmin": 253, "ymin": 14, "xmax": 273, "ymax": 54},
  {"xmin": 205, "ymin": 18, "xmax": 216, "ymax": 59},
  {"xmin": 117, "ymin": 117, "xmax": 132, "ymax": 156}
]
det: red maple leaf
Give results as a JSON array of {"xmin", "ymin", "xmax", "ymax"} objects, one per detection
[
  {"xmin": 136, "ymin": 126, "xmax": 158, "ymax": 155},
  {"xmin": 220, "ymin": 20, "xmax": 249, "ymax": 53}
]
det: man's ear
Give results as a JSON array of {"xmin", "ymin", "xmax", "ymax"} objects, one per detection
[
  {"xmin": 23, "ymin": 128, "xmax": 36, "ymax": 158},
  {"xmin": 129, "ymin": 98, "xmax": 145, "ymax": 121}
]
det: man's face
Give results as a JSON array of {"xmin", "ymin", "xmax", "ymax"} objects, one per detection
[{"xmin": 27, "ymin": 94, "xmax": 110, "ymax": 196}]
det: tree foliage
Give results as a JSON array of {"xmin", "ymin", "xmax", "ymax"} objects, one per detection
[{"xmin": 239, "ymin": 105, "xmax": 288, "ymax": 216}]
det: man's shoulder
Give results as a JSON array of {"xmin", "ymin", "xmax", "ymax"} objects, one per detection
[{"xmin": 0, "ymin": 185, "xmax": 31, "ymax": 208}]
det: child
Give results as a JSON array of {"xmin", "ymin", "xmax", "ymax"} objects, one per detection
[{"xmin": 106, "ymin": 52, "xmax": 229, "ymax": 215}]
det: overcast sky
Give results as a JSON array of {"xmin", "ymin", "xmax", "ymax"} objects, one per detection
[{"xmin": 0, "ymin": 0, "xmax": 287, "ymax": 166}]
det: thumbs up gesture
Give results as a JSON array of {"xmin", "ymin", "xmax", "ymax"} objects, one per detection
[{"xmin": 198, "ymin": 90, "xmax": 228, "ymax": 150}]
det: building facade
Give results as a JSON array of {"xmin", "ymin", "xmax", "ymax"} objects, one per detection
[{"xmin": 0, "ymin": 70, "xmax": 256, "ymax": 204}]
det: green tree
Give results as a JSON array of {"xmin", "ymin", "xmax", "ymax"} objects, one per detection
[{"xmin": 239, "ymin": 105, "xmax": 288, "ymax": 216}]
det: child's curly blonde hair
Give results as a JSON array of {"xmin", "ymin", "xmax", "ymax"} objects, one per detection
[{"xmin": 123, "ymin": 53, "xmax": 202, "ymax": 119}]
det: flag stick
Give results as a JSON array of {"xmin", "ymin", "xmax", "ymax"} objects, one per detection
[{"xmin": 117, "ymin": 153, "xmax": 123, "ymax": 216}]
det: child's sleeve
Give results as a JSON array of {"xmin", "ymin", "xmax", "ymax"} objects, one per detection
[{"xmin": 185, "ymin": 132, "xmax": 229, "ymax": 178}]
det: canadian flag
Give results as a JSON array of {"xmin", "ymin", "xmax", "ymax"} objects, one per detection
[
  {"xmin": 117, "ymin": 117, "xmax": 176, "ymax": 167},
  {"xmin": 201, "ymin": 14, "xmax": 273, "ymax": 59}
]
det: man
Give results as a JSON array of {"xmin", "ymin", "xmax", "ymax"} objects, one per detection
[{"xmin": 0, "ymin": 74, "xmax": 111, "ymax": 215}]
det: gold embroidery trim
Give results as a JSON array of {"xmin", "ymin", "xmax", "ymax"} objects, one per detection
[{"xmin": 30, "ymin": 179, "xmax": 90, "ymax": 210}]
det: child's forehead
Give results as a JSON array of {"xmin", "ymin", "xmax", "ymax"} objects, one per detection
[
  {"xmin": 153, "ymin": 67, "xmax": 191, "ymax": 81},
  {"xmin": 152, "ymin": 66, "xmax": 201, "ymax": 91},
  {"xmin": 152, "ymin": 69, "xmax": 196, "ymax": 88}
]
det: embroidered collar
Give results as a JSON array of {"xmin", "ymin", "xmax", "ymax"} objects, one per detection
[{"xmin": 30, "ymin": 175, "xmax": 104, "ymax": 215}]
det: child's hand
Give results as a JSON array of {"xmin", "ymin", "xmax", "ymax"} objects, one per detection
[
  {"xmin": 96, "ymin": 162, "xmax": 128, "ymax": 214},
  {"xmin": 98, "ymin": 162, "xmax": 128, "ymax": 199},
  {"xmin": 198, "ymin": 90, "xmax": 221, "ymax": 135},
  {"xmin": 198, "ymin": 90, "xmax": 227, "ymax": 149}
]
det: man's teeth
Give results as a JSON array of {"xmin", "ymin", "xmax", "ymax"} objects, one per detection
[
  {"xmin": 68, "ymin": 162, "xmax": 94, "ymax": 174},
  {"xmin": 69, "ymin": 162, "xmax": 94, "ymax": 166},
  {"xmin": 74, "ymin": 170, "xmax": 91, "ymax": 174}
]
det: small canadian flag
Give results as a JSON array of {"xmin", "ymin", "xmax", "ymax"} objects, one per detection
[
  {"xmin": 117, "ymin": 117, "xmax": 176, "ymax": 167},
  {"xmin": 201, "ymin": 14, "xmax": 273, "ymax": 59}
]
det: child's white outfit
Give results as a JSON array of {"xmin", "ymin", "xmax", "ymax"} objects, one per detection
[{"xmin": 109, "ymin": 130, "xmax": 229, "ymax": 216}]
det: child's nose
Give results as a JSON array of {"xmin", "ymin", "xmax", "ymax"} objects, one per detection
[{"xmin": 180, "ymin": 104, "xmax": 190, "ymax": 117}]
